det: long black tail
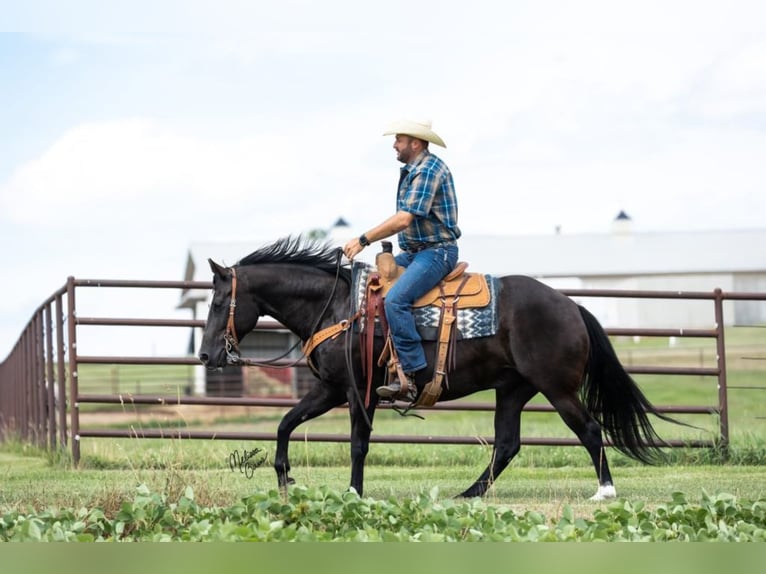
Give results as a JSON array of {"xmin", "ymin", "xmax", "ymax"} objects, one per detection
[{"xmin": 578, "ymin": 305, "xmax": 679, "ymax": 464}]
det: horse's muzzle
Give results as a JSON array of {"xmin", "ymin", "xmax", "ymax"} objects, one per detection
[{"xmin": 198, "ymin": 347, "xmax": 229, "ymax": 369}]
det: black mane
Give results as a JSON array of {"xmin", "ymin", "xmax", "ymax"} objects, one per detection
[{"xmin": 236, "ymin": 236, "xmax": 352, "ymax": 282}]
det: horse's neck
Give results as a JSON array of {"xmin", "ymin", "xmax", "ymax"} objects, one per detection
[{"xmin": 249, "ymin": 266, "xmax": 349, "ymax": 339}]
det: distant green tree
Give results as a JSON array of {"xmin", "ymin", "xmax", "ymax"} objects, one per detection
[{"xmin": 306, "ymin": 228, "xmax": 328, "ymax": 240}]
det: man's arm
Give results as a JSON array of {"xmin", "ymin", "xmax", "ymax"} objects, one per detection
[{"xmin": 342, "ymin": 210, "xmax": 414, "ymax": 260}]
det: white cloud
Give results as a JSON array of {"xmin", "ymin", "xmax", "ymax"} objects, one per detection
[{"xmin": 0, "ymin": 117, "xmax": 383, "ymax": 232}]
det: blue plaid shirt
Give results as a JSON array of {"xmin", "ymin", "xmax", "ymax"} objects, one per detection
[{"xmin": 396, "ymin": 150, "xmax": 461, "ymax": 251}]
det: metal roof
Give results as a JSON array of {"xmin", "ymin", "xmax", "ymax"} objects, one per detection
[{"xmin": 456, "ymin": 228, "xmax": 766, "ymax": 277}]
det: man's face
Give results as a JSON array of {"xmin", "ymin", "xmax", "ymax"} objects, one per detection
[{"xmin": 393, "ymin": 134, "xmax": 417, "ymax": 164}]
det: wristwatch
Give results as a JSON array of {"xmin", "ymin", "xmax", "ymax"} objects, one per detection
[{"xmin": 359, "ymin": 233, "xmax": 370, "ymax": 247}]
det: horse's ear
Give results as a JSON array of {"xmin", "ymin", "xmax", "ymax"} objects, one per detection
[{"xmin": 208, "ymin": 258, "xmax": 228, "ymax": 278}]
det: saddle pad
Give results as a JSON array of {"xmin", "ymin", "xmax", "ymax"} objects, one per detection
[{"xmin": 351, "ymin": 262, "xmax": 500, "ymax": 341}]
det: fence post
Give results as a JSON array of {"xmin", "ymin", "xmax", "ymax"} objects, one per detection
[
  {"xmin": 55, "ymin": 292, "xmax": 68, "ymax": 448},
  {"xmin": 45, "ymin": 303, "xmax": 56, "ymax": 450},
  {"xmin": 713, "ymin": 288, "xmax": 730, "ymax": 455},
  {"xmin": 66, "ymin": 276, "xmax": 81, "ymax": 466},
  {"xmin": 21, "ymin": 327, "xmax": 30, "ymax": 441},
  {"xmin": 34, "ymin": 312, "xmax": 45, "ymax": 448}
]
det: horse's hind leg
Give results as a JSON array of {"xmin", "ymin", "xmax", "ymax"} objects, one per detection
[
  {"xmin": 273, "ymin": 382, "xmax": 346, "ymax": 491},
  {"xmin": 458, "ymin": 381, "xmax": 537, "ymax": 498},
  {"xmin": 547, "ymin": 393, "xmax": 616, "ymax": 501}
]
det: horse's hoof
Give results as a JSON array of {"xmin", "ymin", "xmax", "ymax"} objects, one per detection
[
  {"xmin": 277, "ymin": 476, "xmax": 296, "ymax": 494},
  {"xmin": 589, "ymin": 484, "xmax": 617, "ymax": 501},
  {"xmin": 457, "ymin": 487, "xmax": 484, "ymax": 499}
]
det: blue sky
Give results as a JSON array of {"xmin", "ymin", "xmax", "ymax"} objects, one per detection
[{"xmin": 1, "ymin": 0, "xmax": 765, "ymax": 357}]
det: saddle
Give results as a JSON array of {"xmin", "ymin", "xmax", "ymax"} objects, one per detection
[
  {"xmin": 372, "ymin": 256, "xmax": 490, "ymax": 309},
  {"xmin": 361, "ymin": 243, "xmax": 491, "ymax": 408}
]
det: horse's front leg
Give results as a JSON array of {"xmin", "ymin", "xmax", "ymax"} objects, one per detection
[
  {"xmin": 274, "ymin": 382, "xmax": 345, "ymax": 491},
  {"xmin": 347, "ymin": 388, "xmax": 377, "ymax": 496}
]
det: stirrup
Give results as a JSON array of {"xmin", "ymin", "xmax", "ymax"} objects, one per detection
[{"xmin": 400, "ymin": 385, "xmax": 418, "ymax": 402}]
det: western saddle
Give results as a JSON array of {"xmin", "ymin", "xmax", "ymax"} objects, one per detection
[{"xmin": 362, "ymin": 242, "xmax": 489, "ymax": 408}]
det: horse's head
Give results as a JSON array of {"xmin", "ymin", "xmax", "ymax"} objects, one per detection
[{"xmin": 198, "ymin": 258, "xmax": 262, "ymax": 369}]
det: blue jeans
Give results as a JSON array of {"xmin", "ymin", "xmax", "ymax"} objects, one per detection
[{"xmin": 385, "ymin": 244, "xmax": 459, "ymax": 373}]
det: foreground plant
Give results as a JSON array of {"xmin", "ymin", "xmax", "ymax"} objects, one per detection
[{"xmin": 1, "ymin": 485, "xmax": 764, "ymax": 542}]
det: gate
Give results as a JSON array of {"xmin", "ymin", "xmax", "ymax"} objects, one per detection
[{"xmin": 1, "ymin": 276, "xmax": 765, "ymax": 465}]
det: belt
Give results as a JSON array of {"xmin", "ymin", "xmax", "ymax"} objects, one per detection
[{"xmin": 403, "ymin": 240, "xmax": 457, "ymax": 254}]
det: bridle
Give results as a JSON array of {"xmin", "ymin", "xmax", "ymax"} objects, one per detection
[{"xmin": 222, "ymin": 249, "xmax": 347, "ymax": 368}]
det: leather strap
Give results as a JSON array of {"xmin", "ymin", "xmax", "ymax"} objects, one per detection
[
  {"xmin": 413, "ymin": 274, "xmax": 471, "ymax": 408},
  {"xmin": 363, "ymin": 275, "xmax": 385, "ymax": 407},
  {"xmin": 302, "ymin": 312, "xmax": 359, "ymax": 358},
  {"xmin": 413, "ymin": 307, "xmax": 453, "ymax": 407},
  {"xmin": 224, "ymin": 267, "xmax": 240, "ymax": 351},
  {"xmin": 394, "ymin": 358, "xmax": 410, "ymax": 396}
]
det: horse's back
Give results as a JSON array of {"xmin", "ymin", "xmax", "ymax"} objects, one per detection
[
  {"xmin": 496, "ymin": 274, "xmax": 580, "ymax": 314},
  {"xmin": 495, "ymin": 275, "xmax": 589, "ymax": 377}
]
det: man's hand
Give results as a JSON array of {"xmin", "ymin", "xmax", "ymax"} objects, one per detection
[{"xmin": 343, "ymin": 237, "xmax": 364, "ymax": 260}]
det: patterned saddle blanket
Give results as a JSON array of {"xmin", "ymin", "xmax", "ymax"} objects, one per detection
[{"xmin": 351, "ymin": 263, "xmax": 500, "ymax": 341}]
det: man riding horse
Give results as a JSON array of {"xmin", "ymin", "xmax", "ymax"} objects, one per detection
[{"xmin": 343, "ymin": 119, "xmax": 461, "ymax": 403}]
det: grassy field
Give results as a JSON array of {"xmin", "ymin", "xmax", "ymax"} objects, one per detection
[
  {"xmin": 2, "ymin": 439, "xmax": 765, "ymax": 522},
  {"xmin": 1, "ymin": 327, "xmax": 764, "ymax": 520}
]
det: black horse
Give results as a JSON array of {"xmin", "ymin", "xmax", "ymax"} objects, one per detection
[{"xmin": 198, "ymin": 236, "xmax": 676, "ymax": 500}]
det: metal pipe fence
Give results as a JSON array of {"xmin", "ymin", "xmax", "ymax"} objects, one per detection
[{"xmin": 1, "ymin": 277, "xmax": 764, "ymax": 466}]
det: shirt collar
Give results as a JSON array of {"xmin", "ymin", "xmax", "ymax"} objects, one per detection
[{"xmin": 403, "ymin": 149, "xmax": 430, "ymax": 172}]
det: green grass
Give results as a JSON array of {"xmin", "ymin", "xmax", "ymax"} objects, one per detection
[
  {"xmin": 1, "ymin": 326, "xmax": 764, "ymax": 521},
  {"xmin": 2, "ymin": 441, "xmax": 765, "ymax": 522}
]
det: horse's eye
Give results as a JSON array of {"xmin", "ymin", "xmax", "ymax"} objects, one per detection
[{"xmin": 209, "ymin": 293, "xmax": 224, "ymax": 310}]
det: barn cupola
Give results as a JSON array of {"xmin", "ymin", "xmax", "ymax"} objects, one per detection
[
  {"xmin": 611, "ymin": 210, "xmax": 633, "ymax": 235},
  {"xmin": 327, "ymin": 216, "xmax": 355, "ymax": 245}
]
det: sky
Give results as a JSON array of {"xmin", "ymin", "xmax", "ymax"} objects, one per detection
[{"xmin": 1, "ymin": 0, "xmax": 765, "ymax": 359}]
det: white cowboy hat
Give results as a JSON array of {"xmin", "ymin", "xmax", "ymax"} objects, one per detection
[{"xmin": 383, "ymin": 119, "xmax": 446, "ymax": 148}]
